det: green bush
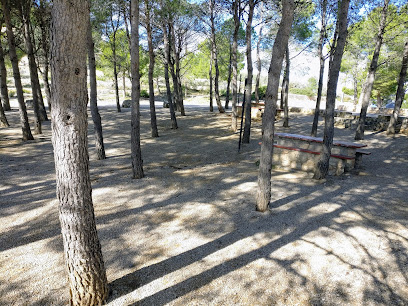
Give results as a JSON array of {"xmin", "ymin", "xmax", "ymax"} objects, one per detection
[
  {"xmin": 290, "ymin": 87, "xmax": 314, "ymax": 98},
  {"xmin": 251, "ymin": 85, "xmax": 267, "ymax": 100},
  {"xmin": 140, "ymin": 89, "xmax": 149, "ymax": 98},
  {"xmin": 9, "ymin": 89, "xmax": 16, "ymax": 97}
]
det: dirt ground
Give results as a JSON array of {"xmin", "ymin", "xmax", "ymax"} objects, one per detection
[{"xmin": 1, "ymin": 101, "xmax": 408, "ymax": 305}]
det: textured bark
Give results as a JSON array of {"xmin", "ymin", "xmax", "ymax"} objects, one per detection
[
  {"xmin": 311, "ymin": 0, "xmax": 327, "ymax": 137},
  {"xmin": 1, "ymin": 0, "xmax": 33, "ymax": 141},
  {"xmin": 387, "ymin": 40, "xmax": 408, "ymax": 136},
  {"xmin": 163, "ymin": 23, "xmax": 178, "ymax": 129},
  {"xmin": 210, "ymin": 0, "xmax": 224, "ymax": 114},
  {"xmin": 282, "ymin": 44, "xmax": 290, "ymax": 128},
  {"xmin": 0, "ymin": 40, "xmax": 10, "ymax": 111},
  {"xmin": 242, "ymin": 0, "xmax": 255, "ymax": 144},
  {"xmin": 355, "ymin": 0, "xmax": 389, "ymax": 140},
  {"xmin": 21, "ymin": 2, "xmax": 42, "ymax": 134},
  {"xmin": 209, "ymin": 45, "xmax": 214, "ymax": 112},
  {"xmin": 231, "ymin": 0, "xmax": 240, "ymax": 132},
  {"xmin": 256, "ymin": 0, "xmax": 295, "ymax": 212},
  {"xmin": 314, "ymin": 0, "xmax": 350, "ymax": 180},
  {"xmin": 50, "ymin": 1, "xmax": 108, "ymax": 304},
  {"xmin": 87, "ymin": 11, "xmax": 106, "ymax": 160},
  {"xmin": 254, "ymin": 4, "xmax": 264, "ymax": 104},
  {"xmin": 145, "ymin": 0, "xmax": 159, "ymax": 137},
  {"xmin": 225, "ymin": 48, "xmax": 232, "ymax": 109},
  {"xmin": 0, "ymin": 96, "xmax": 9, "ymax": 127},
  {"xmin": 112, "ymin": 32, "xmax": 121, "ymax": 113},
  {"xmin": 131, "ymin": 0, "xmax": 144, "ymax": 179},
  {"xmin": 173, "ymin": 24, "xmax": 185, "ymax": 116},
  {"xmin": 168, "ymin": 21, "xmax": 182, "ymax": 115}
]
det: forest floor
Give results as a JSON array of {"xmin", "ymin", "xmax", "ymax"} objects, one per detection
[{"xmin": 1, "ymin": 99, "xmax": 408, "ymax": 305}]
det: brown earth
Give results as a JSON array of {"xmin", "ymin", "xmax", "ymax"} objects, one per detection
[{"xmin": 1, "ymin": 102, "xmax": 408, "ymax": 305}]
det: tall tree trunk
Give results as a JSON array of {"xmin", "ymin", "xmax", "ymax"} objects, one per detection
[
  {"xmin": 145, "ymin": 0, "xmax": 159, "ymax": 137},
  {"xmin": 122, "ymin": 73, "xmax": 126, "ymax": 98},
  {"xmin": 163, "ymin": 23, "xmax": 178, "ymax": 129},
  {"xmin": 87, "ymin": 10, "xmax": 106, "ymax": 160},
  {"xmin": 311, "ymin": 0, "xmax": 327, "ymax": 137},
  {"xmin": 209, "ymin": 44, "xmax": 214, "ymax": 112},
  {"xmin": 242, "ymin": 0, "xmax": 255, "ymax": 143},
  {"xmin": 209, "ymin": 0, "xmax": 224, "ymax": 114},
  {"xmin": 50, "ymin": 1, "xmax": 108, "ymax": 304},
  {"xmin": 131, "ymin": 0, "xmax": 144, "ymax": 179},
  {"xmin": 112, "ymin": 34, "xmax": 121, "ymax": 112},
  {"xmin": 0, "ymin": 96, "xmax": 9, "ymax": 126},
  {"xmin": 1, "ymin": 0, "xmax": 33, "ymax": 141},
  {"xmin": 231, "ymin": 0, "xmax": 240, "ymax": 132},
  {"xmin": 254, "ymin": 4, "xmax": 264, "ymax": 104},
  {"xmin": 387, "ymin": 40, "xmax": 408, "ymax": 136},
  {"xmin": 256, "ymin": 0, "xmax": 295, "ymax": 212},
  {"xmin": 355, "ymin": 0, "xmax": 389, "ymax": 140},
  {"xmin": 282, "ymin": 44, "xmax": 290, "ymax": 127},
  {"xmin": 42, "ymin": 65, "xmax": 52, "ymax": 111},
  {"xmin": 169, "ymin": 21, "xmax": 184, "ymax": 115},
  {"xmin": 225, "ymin": 46, "xmax": 232, "ymax": 109},
  {"xmin": 21, "ymin": 3, "xmax": 42, "ymax": 134},
  {"xmin": 0, "ymin": 40, "xmax": 10, "ymax": 111},
  {"xmin": 174, "ymin": 26, "xmax": 185, "ymax": 116},
  {"xmin": 314, "ymin": 0, "xmax": 350, "ymax": 180}
]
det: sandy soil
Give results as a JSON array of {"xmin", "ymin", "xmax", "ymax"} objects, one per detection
[{"xmin": 1, "ymin": 101, "xmax": 408, "ymax": 305}]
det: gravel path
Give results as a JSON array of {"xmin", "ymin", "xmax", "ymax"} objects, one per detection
[{"xmin": 1, "ymin": 103, "xmax": 407, "ymax": 305}]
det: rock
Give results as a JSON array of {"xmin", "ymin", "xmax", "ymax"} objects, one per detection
[{"xmin": 122, "ymin": 100, "xmax": 132, "ymax": 108}]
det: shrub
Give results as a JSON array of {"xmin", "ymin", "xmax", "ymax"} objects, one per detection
[
  {"xmin": 140, "ymin": 89, "xmax": 149, "ymax": 98},
  {"xmin": 9, "ymin": 89, "xmax": 16, "ymax": 97}
]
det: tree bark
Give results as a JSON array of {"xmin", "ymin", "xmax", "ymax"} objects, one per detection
[
  {"xmin": 242, "ymin": 0, "xmax": 255, "ymax": 144},
  {"xmin": 168, "ymin": 21, "xmax": 182, "ymax": 115},
  {"xmin": 0, "ymin": 40, "xmax": 10, "ymax": 111},
  {"xmin": 231, "ymin": 0, "xmax": 240, "ymax": 132},
  {"xmin": 254, "ymin": 4, "xmax": 264, "ymax": 104},
  {"xmin": 311, "ymin": 0, "xmax": 327, "ymax": 137},
  {"xmin": 131, "ymin": 0, "xmax": 144, "ymax": 179},
  {"xmin": 21, "ymin": 1, "xmax": 42, "ymax": 134},
  {"xmin": 50, "ymin": 1, "xmax": 108, "ymax": 304},
  {"xmin": 314, "ymin": 0, "xmax": 350, "ymax": 180},
  {"xmin": 282, "ymin": 44, "xmax": 290, "ymax": 127},
  {"xmin": 225, "ymin": 47, "xmax": 232, "ymax": 109},
  {"xmin": 1, "ymin": 0, "xmax": 33, "ymax": 141},
  {"xmin": 0, "ymin": 96, "xmax": 9, "ymax": 127},
  {"xmin": 209, "ymin": 44, "xmax": 214, "ymax": 112},
  {"xmin": 87, "ymin": 9, "xmax": 106, "ymax": 160},
  {"xmin": 112, "ymin": 30, "xmax": 121, "ymax": 112},
  {"xmin": 145, "ymin": 0, "xmax": 159, "ymax": 137},
  {"xmin": 173, "ymin": 25, "xmax": 185, "ymax": 116},
  {"xmin": 387, "ymin": 40, "xmax": 408, "ymax": 136},
  {"xmin": 163, "ymin": 23, "xmax": 178, "ymax": 129},
  {"xmin": 209, "ymin": 0, "xmax": 224, "ymax": 114},
  {"xmin": 256, "ymin": 0, "xmax": 295, "ymax": 212},
  {"xmin": 355, "ymin": 0, "xmax": 389, "ymax": 140}
]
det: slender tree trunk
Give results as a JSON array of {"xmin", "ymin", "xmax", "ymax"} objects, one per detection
[
  {"xmin": 311, "ymin": 0, "xmax": 327, "ymax": 137},
  {"xmin": 387, "ymin": 40, "xmax": 408, "ymax": 136},
  {"xmin": 209, "ymin": 0, "xmax": 224, "ymax": 114},
  {"xmin": 2, "ymin": 0, "xmax": 33, "ymax": 141},
  {"xmin": 163, "ymin": 23, "xmax": 178, "ymax": 129},
  {"xmin": 231, "ymin": 0, "xmax": 240, "ymax": 132},
  {"xmin": 169, "ymin": 21, "xmax": 184, "ymax": 115},
  {"xmin": 314, "ymin": 0, "xmax": 350, "ymax": 180},
  {"xmin": 242, "ymin": 0, "xmax": 255, "ymax": 143},
  {"xmin": 122, "ymin": 73, "xmax": 127, "ymax": 98},
  {"xmin": 355, "ymin": 0, "xmax": 389, "ymax": 140},
  {"xmin": 130, "ymin": 0, "xmax": 144, "ymax": 179},
  {"xmin": 209, "ymin": 44, "xmax": 214, "ymax": 113},
  {"xmin": 255, "ymin": 4, "xmax": 264, "ymax": 104},
  {"xmin": 174, "ymin": 28, "xmax": 185, "ymax": 116},
  {"xmin": 353, "ymin": 73, "xmax": 358, "ymax": 104},
  {"xmin": 256, "ymin": 0, "xmax": 295, "ymax": 212},
  {"xmin": 22, "ymin": 3, "xmax": 42, "ymax": 134},
  {"xmin": 50, "ymin": 1, "xmax": 108, "ymax": 304},
  {"xmin": 145, "ymin": 0, "xmax": 159, "ymax": 137},
  {"xmin": 87, "ymin": 10, "xmax": 106, "ymax": 160},
  {"xmin": 225, "ymin": 47, "xmax": 232, "ymax": 109},
  {"xmin": 42, "ymin": 65, "xmax": 52, "ymax": 111},
  {"xmin": 0, "ymin": 40, "xmax": 10, "ymax": 111},
  {"xmin": 282, "ymin": 44, "xmax": 290, "ymax": 127},
  {"xmin": 112, "ymin": 34, "xmax": 121, "ymax": 112},
  {"xmin": 0, "ymin": 97, "xmax": 9, "ymax": 127}
]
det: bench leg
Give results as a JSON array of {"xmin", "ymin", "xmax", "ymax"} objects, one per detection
[{"xmin": 354, "ymin": 153, "xmax": 363, "ymax": 169}]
